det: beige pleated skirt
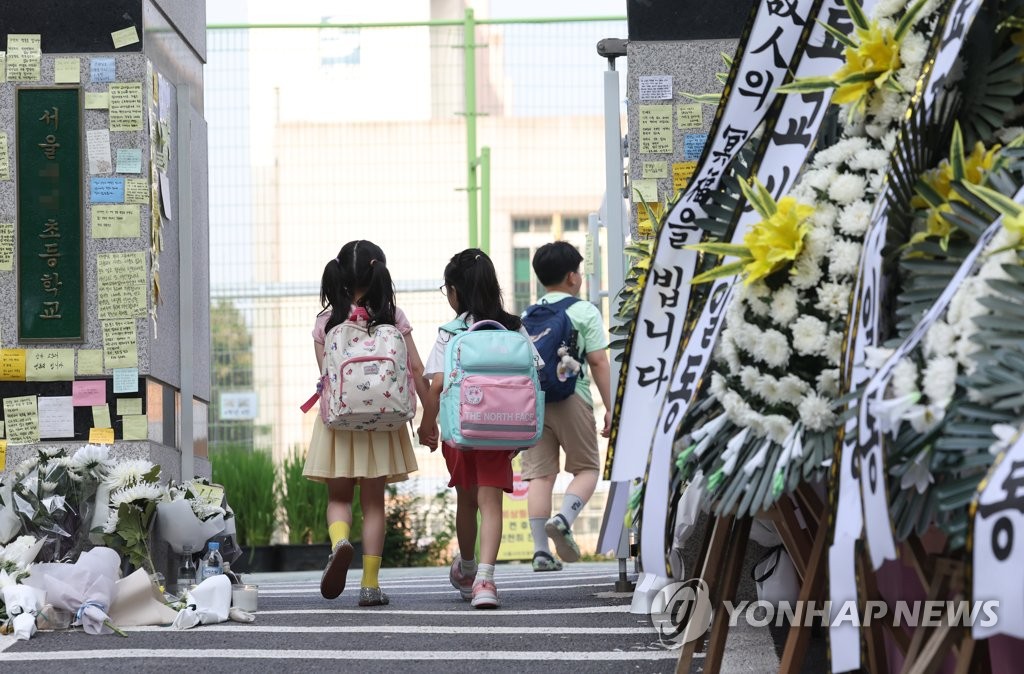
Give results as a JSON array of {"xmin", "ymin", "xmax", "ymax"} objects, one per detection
[{"xmin": 303, "ymin": 417, "xmax": 419, "ymax": 483}]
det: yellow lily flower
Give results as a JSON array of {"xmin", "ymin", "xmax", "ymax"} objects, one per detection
[
  {"xmin": 742, "ymin": 197, "xmax": 814, "ymax": 285},
  {"xmin": 831, "ymin": 21, "xmax": 902, "ymax": 111}
]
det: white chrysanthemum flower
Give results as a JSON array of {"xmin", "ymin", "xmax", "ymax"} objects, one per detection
[
  {"xmin": 882, "ymin": 130, "xmax": 899, "ymax": 152},
  {"xmin": 892, "ymin": 358, "xmax": 919, "ymax": 398},
  {"xmin": 825, "ymin": 332, "xmax": 844, "ymax": 366},
  {"xmin": 770, "ymin": 287, "xmax": 800, "ymax": 325},
  {"xmin": 791, "ymin": 255, "xmax": 823, "ymax": 289},
  {"xmin": 791, "ymin": 315, "xmax": 827, "ymax": 356},
  {"xmin": 804, "ymin": 226, "xmax": 834, "ymax": 264},
  {"xmin": 828, "ymin": 239, "xmax": 863, "ymax": 279},
  {"xmin": 104, "ymin": 459, "xmax": 157, "ymax": 489},
  {"xmin": 71, "ymin": 443, "xmax": 110, "ymax": 470},
  {"xmin": 715, "ymin": 333, "xmax": 742, "ymax": 371},
  {"xmin": 923, "ymin": 356, "xmax": 958, "ymax": 403},
  {"xmin": 740, "ymin": 366, "xmax": 761, "ymax": 392},
  {"xmin": 900, "ymin": 32, "xmax": 928, "ymax": 69},
  {"xmin": 837, "ymin": 200, "xmax": 872, "ymax": 236},
  {"xmin": 753, "ymin": 374, "xmax": 783, "ymax": 404},
  {"xmin": 110, "ymin": 482, "xmax": 166, "ymax": 508},
  {"xmin": 874, "ymin": 0, "xmax": 907, "ymax": 18},
  {"xmin": 923, "ymin": 321, "xmax": 956, "ymax": 359},
  {"xmin": 798, "ymin": 393, "xmax": 836, "ymax": 431},
  {"xmin": 746, "ymin": 295, "xmax": 770, "ymax": 318},
  {"xmin": 956, "ymin": 330, "xmax": 981, "ymax": 373},
  {"xmin": 810, "ymin": 202, "xmax": 838, "ymax": 229},
  {"xmin": 745, "ymin": 281, "xmax": 771, "ymax": 300},
  {"xmin": 763, "ymin": 415, "xmax": 793, "ymax": 444},
  {"xmin": 817, "ymin": 368, "xmax": 841, "ymax": 397},
  {"xmin": 102, "ymin": 509, "xmax": 119, "ymax": 534},
  {"xmin": 805, "ymin": 167, "xmax": 838, "ymax": 193},
  {"xmin": 758, "ymin": 329, "xmax": 791, "ymax": 369},
  {"xmin": 828, "ymin": 173, "xmax": 868, "ymax": 205},
  {"xmin": 709, "ymin": 372, "xmax": 729, "ymax": 398},
  {"xmin": 864, "ymin": 346, "xmax": 895, "ymax": 370},
  {"xmin": 896, "ymin": 67, "xmax": 919, "ymax": 93},
  {"xmin": 778, "ymin": 375, "xmax": 811, "ymax": 405},
  {"xmin": 816, "ymin": 281, "xmax": 852, "ymax": 317},
  {"xmin": 0, "ymin": 536, "xmax": 44, "ymax": 567},
  {"xmin": 848, "ymin": 150, "xmax": 889, "ymax": 174}
]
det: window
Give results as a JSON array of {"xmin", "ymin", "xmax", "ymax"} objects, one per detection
[
  {"xmin": 563, "ymin": 216, "xmax": 581, "ymax": 232},
  {"xmin": 511, "ymin": 215, "xmax": 553, "ymax": 234},
  {"xmin": 513, "ymin": 248, "xmax": 532, "ymax": 312},
  {"xmin": 513, "ymin": 218, "xmax": 530, "ymax": 233}
]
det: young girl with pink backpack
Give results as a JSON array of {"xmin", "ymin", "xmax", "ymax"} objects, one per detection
[{"xmin": 303, "ymin": 240, "xmax": 430, "ymax": 605}]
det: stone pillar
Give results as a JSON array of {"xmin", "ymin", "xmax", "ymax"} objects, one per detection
[{"xmin": 0, "ymin": 0, "xmax": 209, "ymax": 484}]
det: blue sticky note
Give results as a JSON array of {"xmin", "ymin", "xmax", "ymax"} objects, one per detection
[
  {"xmin": 684, "ymin": 133, "xmax": 708, "ymax": 161},
  {"xmin": 113, "ymin": 367, "xmax": 139, "ymax": 394},
  {"xmin": 90, "ymin": 57, "xmax": 116, "ymax": 83},
  {"xmin": 90, "ymin": 177, "xmax": 125, "ymax": 203},
  {"xmin": 116, "ymin": 148, "xmax": 142, "ymax": 174}
]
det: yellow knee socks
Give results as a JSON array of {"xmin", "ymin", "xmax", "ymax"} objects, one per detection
[
  {"xmin": 362, "ymin": 555, "xmax": 382, "ymax": 589},
  {"xmin": 329, "ymin": 521, "xmax": 351, "ymax": 548}
]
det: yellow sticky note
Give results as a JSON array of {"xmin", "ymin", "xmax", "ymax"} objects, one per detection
[
  {"xmin": 0, "ymin": 132, "xmax": 9, "ymax": 181},
  {"xmin": 89, "ymin": 427, "xmax": 115, "ymax": 445},
  {"xmin": 112, "ymin": 26, "xmax": 140, "ymax": 49},
  {"xmin": 85, "ymin": 91, "xmax": 109, "ymax": 109},
  {"xmin": 0, "ymin": 440, "xmax": 6, "ymax": 471},
  {"xmin": 677, "ymin": 103, "xmax": 702, "ymax": 129},
  {"xmin": 102, "ymin": 319, "xmax": 139, "ymax": 369},
  {"xmin": 117, "ymin": 397, "xmax": 143, "ymax": 416},
  {"xmin": 0, "ymin": 222, "xmax": 12, "ymax": 270},
  {"xmin": 92, "ymin": 405, "xmax": 112, "ymax": 428},
  {"xmin": 637, "ymin": 202, "xmax": 663, "ymax": 237},
  {"xmin": 54, "ymin": 57, "xmax": 81, "ymax": 83},
  {"xmin": 631, "ymin": 179, "xmax": 659, "ymax": 203},
  {"xmin": 26, "ymin": 349, "xmax": 75, "ymax": 382},
  {"xmin": 0, "ymin": 349, "xmax": 27, "ymax": 381},
  {"xmin": 124, "ymin": 178, "xmax": 149, "ymax": 205},
  {"xmin": 109, "ymin": 82, "xmax": 143, "ymax": 132},
  {"xmin": 642, "ymin": 161, "xmax": 668, "ymax": 179},
  {"xmin": 639, "ymin": 104, "xmax": 673, "ymax": 154},
  {"xmin": 121, "ymin": 414, "xmax": 148, "ymax": 440},
  {"xmin": 193, "ymin": 483, "xmax": 225, "ymax": 507},
  {"xmin": 4, "ymin": 396, "xmax": 39, "ymax": 445},
  {"xmin": 77, "ymin": 349, "xmax": 105, "ymax": 375},
  {"xmin": 92, "ymin": 204, "xmax": 140, "ymax": 239},
  {"xmin": 673, "ymin": 161, "xmax": 698, "ymax": 194},
  {"xmin": 98, "ymin": 252, "xmax": 147, "ymax": 319},
  {"xmin": 6, "ymin": 35, "xmax": 40, "ymax": 82}
]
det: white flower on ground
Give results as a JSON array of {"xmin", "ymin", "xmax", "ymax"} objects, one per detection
[
  {"xmin": 791, "ymin": 315, "xmax": 828, "ymax": 356},
  {"xmin": 828, "ymin": 173, "xmax": 868, "ymax": 205},
  {"xmin": 757, "ymin": 329, "xmax": 792, "ymax": 369},
  {"xmin": 798, "ymin": 393, "xmax": 836, "ymax": 431},
  {"xmin": 869, "ymin": 392, "xmax": 921, "ymax": 436},
  {"xmin": 110, "ymin": 482, "xmax": 166, "ymax": 508},
  {"xmin": 922, "ymin": 356, "xmax": 957, "ymax": 405},
  {"xmin": 828, "ymin": 239, "xmax": 863, "ymax": 279},
  {"xmin": 892, "ymin": 358, "xmax": 919, "ymax": 398},
  {"xmin": 837, "ymin": 200, "xmax": 872, "ymax": 236},
  {"xmin": 816, "ymin": 281, "xmax": 852, "ymax": 318},
  {"xmin": 104, "ymin": 459, "xmax": 157, "ymax": 489},
  {"xmin": 770, "ymin": 287, "xmax": 800, "ymax": 325},
  {"xmin": 898, "ymin": 450, "xmax": 934, "ymax": 494}
]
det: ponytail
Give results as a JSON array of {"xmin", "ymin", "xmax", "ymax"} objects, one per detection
[
  {"xmin": 321, "ymin": 240, "xmax": 397, "ymax": 332},
  {"xmin": 444, "ymin": 248, "xmax": 520, "ymax": 331}
]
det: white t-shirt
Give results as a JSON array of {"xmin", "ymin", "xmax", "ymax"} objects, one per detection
[{"xmin": 423, "ymin": 312, "xmax": 543, "ymax": 378}]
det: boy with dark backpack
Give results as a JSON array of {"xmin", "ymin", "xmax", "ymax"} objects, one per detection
[{"xmin": 521, "ymin": 241, "xmax": 612, "ymax": 571}]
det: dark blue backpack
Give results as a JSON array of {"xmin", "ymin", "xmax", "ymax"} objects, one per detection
[{"xmin": 522, "ymin": 297, "xmax": 580, "ymax": 403}]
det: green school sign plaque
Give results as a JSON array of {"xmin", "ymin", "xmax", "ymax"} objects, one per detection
[{"xmin": 16, "ymin": 87, "xmax": 85, "ymax": 343}]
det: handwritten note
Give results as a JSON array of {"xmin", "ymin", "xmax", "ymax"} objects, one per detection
[
  {"xmin": 117, "ymin": 397, "xmax": 143, "ymax": 416},
  {"xmin": 90, "ymin": 178, "xmax": 126, "ymax": 204},
  {"xmin": 111, "ymin": 26, "xmax": 140, "ymax": 49},
  {"xmin": 54, "ymin": 57, "xmax": 81, "ymax": 84},
  {"xmin": 0, "ymin": 132, "xmax": 9, "ymax": 180},
  {"xmin": 89, "ymin": 427, "xmax": 114, "ymax": 445},
  {"xmin": 677, "ymin": 104, "xmax": 703, "ymax": 129},
  {"xmin": 0, "ymin": 222, "xmax": 13, "ymax": 270},
  {"xmin": 90, "ymin": 57, "xmax": 115, "ymax": 83},
  {"xmin": 85, "ymin": 91, "xmax": 109, "ymax": 109},
  {"xmin": 6, "ymin": 35, "xmax": 40, "ymax": 82},
  {"xmin": 638, "ymin": 202, "xmax": 663, "ymax": 237},
  {"xmin": 0, "ymin": 349, "xmax": 27, "ymax": 381},
  {"xmin": 26, "ymin": 349, "xmax": 75, "ymax": 382},
  {"xmin": 77, "ymin": 349, "xmax": 104, "ymax": 375},
  {"xmin": 92, "ymin": 405, "xmax": 112, "ymax": 429},
  {"xmin": 642, "ymin": 161, "xmax": 668, "ymax": 179},
  {"xmin": 102, "ymin": 320, "xmax": 139, "ymax": 369},
  {"xmin": 124, "ymin": 179, "xmax": 149, "ymax": 205},
  {"xmin": 631, "ymin": 179, "xmax": 659, "ymax": 203},
  {"xmin": 192, "ymin": 483, "xmax": 225, "ymax": 507},
  {"xmin": 684, "ymin": 133, "xmax": 708, "ymax": 162},
  {"xmin": 87, "ymin": 129, "xmax": 113, "ymax": 174},
  {"xmin": 639, "ymin": 75, "xmax": 673, "ymax": 101},
  {"xmin": 98, "ymin": 252, "xmax": 147, "ymax": 318},
  {"xmin": 93, "ymin": 205, "xmax": 140, "ymax": 239},
  {"xmin": 113, "ymin": 367, "xmax": 139, "ymax": 393},
  {"xmin": 639, "ymin": 105, "xmax": 673, "ymax": 154},
  {"xmin": 38, "ymin": 396, "xmax": 74, "ymax": 439},
  {"xmin": 109, "ymin": 83, "xmax": 143, "ymax": 132},
  {"xmin": 116, "ymin": 148, "xmax": 142, "ymax": 174},
  {"xmin": 73, "ymin": 380, "xmax": 107, "ymax": 406},
  {"xmin": 122, "ymin": 415, "xmax": 148, "ymax": 440},
  {"xmin": 673, "ymin": 161, "xmax": 698, "ymax": 193},
  {"xmin": 4, "ymin": 396, "xmax": 39, "ymax": 445}
]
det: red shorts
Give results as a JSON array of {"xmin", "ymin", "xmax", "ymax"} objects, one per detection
[{"xmin": 442, "ymin": 443, "xmax": 515, "ymax": 493}]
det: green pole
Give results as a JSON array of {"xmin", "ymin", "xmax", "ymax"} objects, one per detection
[
  {"xmin": 480, "ymin": 146, "xmax": 490, "ymax": 254},
  {"xmin": 463, "ymin": 8, "xmax": 479, "ymax": 249}
]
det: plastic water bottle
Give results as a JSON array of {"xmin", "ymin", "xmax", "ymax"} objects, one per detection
[
  {"xmin": 176, "ymin": 545, "xmax": 196, "ymax": 593},
  {"xmin": 199, "ymin": 541, "xmax": 224, "ymax": 581}
]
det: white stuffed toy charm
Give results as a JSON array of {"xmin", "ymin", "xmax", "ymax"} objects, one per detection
[{"xmin": 555, "ymin": 345, "xmax": 581, "ymax": 382}]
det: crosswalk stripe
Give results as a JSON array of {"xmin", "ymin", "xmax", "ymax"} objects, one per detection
[
  {"xmin": 122, "ymin": 625, "xmax": 653, "ymax": 634},
  {"xmin": 256, "ymin": 605, "xmax": 631, "ymax": 616},
  {"xmin": 258, "ymin": 582, "xmax": 606, "ymax": 596},
  {"xmin": 0, "ymin": 648, "xmax": 683, "ymax": 662}
]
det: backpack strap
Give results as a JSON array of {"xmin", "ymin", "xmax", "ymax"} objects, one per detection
[{"xmin": 440, "ymin": 318, "xmax": 469, "ymax": 335}]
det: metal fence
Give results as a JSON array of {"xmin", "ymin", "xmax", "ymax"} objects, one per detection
[{"xmin": 204, "ymin": 13, "xmax": 627, "ymax": 547}]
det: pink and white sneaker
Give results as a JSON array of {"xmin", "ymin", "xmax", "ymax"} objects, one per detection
[
  {"xmin": 449, "ymin": 554, "xmax": 475, "ymax": 601},
  {"xmin": 471, "ymin": 579, "xmax": 500, "ymax": 609}
]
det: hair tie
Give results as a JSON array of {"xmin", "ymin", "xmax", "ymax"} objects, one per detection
[
  {"xmin": 474, "ymin": 254, "xmax": 481, "ymax": 261},
  {"xmin": 370, "ymin": 259, "xmax": 378, "ymax": 266}
]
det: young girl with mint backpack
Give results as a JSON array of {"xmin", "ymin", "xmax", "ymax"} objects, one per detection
[{"xmin": 304, "ymin": 240, "xmax": 430, "ymax": 605}]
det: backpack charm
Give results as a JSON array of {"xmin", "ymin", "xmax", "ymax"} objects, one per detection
[
  {"xmin": 556, "ymin": 345, "xmax": 582, "ymax": 382},
  {"xmin": 522, "ymin": 297, "xmax": 581, "ymax": 402}
]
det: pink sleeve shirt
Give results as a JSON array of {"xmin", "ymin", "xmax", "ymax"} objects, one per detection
[{"xmin": 312, "ymin": 306, "xmax": 412, "ymax": 345}]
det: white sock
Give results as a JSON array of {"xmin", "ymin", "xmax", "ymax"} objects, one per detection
[
  {"xmin": 530, "ymin": 517, "xmax": 551, "ymax": 554},
  {"xmin": 460, "ymin": 556, "xmax": 477, "ymax": 575},
  {"xmin": 559, "ymin": 494, "xmax": 585, "ymax": 527},
  {"xmin": 477, "ymin": 563, "xmax": 495, "ymax": 583}
]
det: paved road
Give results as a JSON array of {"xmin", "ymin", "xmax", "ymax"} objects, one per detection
[{"xmin": 0, "ymin": 561, "xmax": 786, "ymax": 673}]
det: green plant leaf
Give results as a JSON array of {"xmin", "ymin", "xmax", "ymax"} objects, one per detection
[
  {"xmin": 691, "ymin": 261, "xmax": 746, "ymax": 285},
  {"xmin": 950, "ymin": 123, "xmax": 966, "ymax": 182},
  {"xmin": 844, "ymin": 0, "xmax": 870, "ymax": 31},
  {"xmin": 894, "ymin": 0, "xmax": 929, "ymax": 41}
]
